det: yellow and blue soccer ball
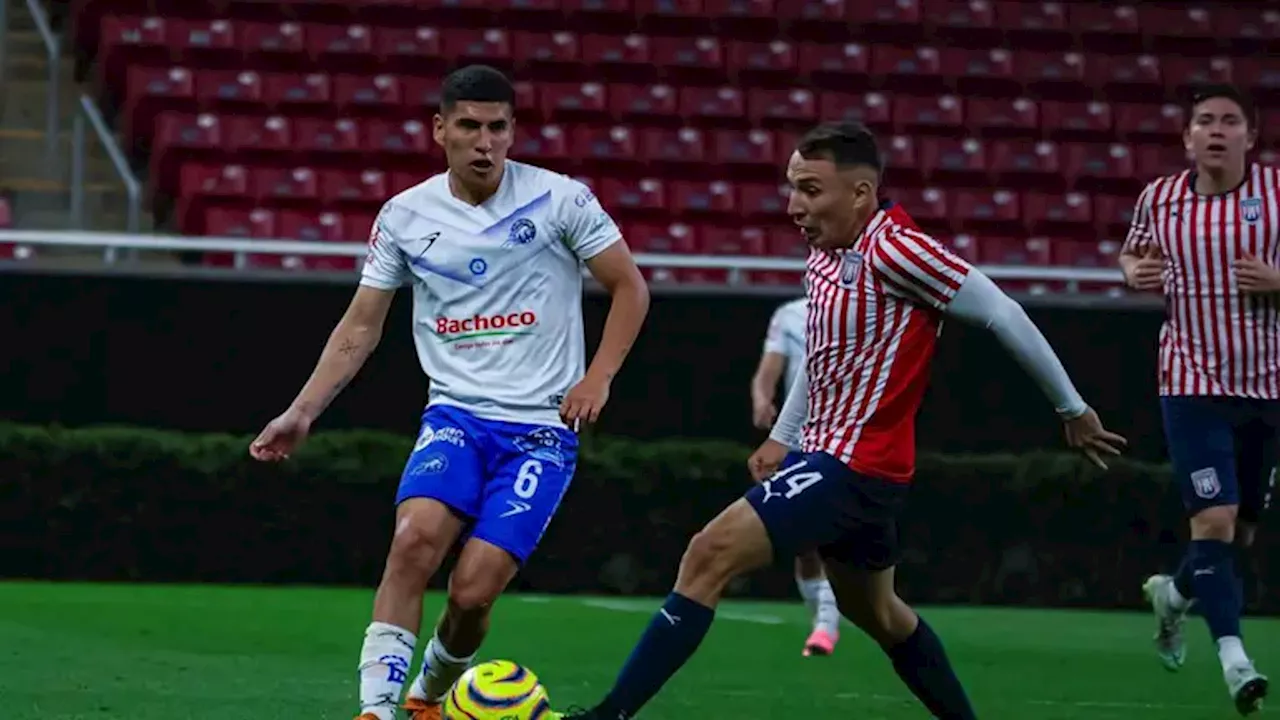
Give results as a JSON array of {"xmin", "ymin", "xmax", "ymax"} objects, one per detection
[{"xmin": 443, "ymin": 659, "xmax": 555, "ymax": 720}]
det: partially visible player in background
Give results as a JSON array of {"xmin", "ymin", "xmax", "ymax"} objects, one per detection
[
  {"xmin": 1123, "ymin": 83, "xmax": 1274, "ymax": 716},
  {"xmin": 248, "ymin": 65, "xmax": 650, "ymax": 720},
  {"xmin": 750, "ymin": 296, "xmax": 842, "ymax": 657}
]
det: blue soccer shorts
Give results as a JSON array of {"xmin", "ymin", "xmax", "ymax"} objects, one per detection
[
  {"xmin": 396, "ymin": 404, "xmax": 579, "ymax": 565},
  {"xmin": 1160, "ymin": 396, "xmax": 1279, "ymax": 523},
  {"xmin": 744, "ymin": 451, "xmax": 910, "ymax": 571}
]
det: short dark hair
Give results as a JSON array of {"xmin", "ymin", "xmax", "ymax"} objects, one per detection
[
  {"xmin": 795, "ymin": 120, "xmax": 883, "ymax": 174},
  {"xmin": 440, "ymin": 65, "xmax": 515, "ymax": 114},
  {"xmin": 1185, "ymin": 83, "xmax": 1257, "ymax": 129}
]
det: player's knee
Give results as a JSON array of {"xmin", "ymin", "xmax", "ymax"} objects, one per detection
[
  {"xmin": 1190, "ymin": 505, "xmax": 1238, "ymax": 541},
  {"xmin": 446, "ymin": 576, "xmax": 503, "ymax": 616},
  {"xmin": 385, "ymin": 520, "xmax": 450, "ymax": 588},
  {"xmin": 680, "ymin": 526, "xmax": 742, "ymax": 586}
]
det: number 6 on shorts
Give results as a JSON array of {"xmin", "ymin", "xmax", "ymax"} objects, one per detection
[{"xmin": 515, "ymin": 459, "xmax": 541, "ymax": 499}]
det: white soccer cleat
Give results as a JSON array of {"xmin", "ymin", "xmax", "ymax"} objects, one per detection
[
  {"xmin": 1226, "ymin": 662, "xmax": 1269, "ymax": 716},
  {"xmin": 1142, "ymin": 574, "xmax": 1188, "ymax": 671}
]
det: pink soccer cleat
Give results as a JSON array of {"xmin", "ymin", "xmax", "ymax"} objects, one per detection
[{"xmin": 802, "ymin": 628, "xmax": 838, "ymax": 657}]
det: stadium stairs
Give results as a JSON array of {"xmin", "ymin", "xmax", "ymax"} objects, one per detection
[{"xmin": 0, "ymin": 0, "xmax": 152, "ymax": 237}]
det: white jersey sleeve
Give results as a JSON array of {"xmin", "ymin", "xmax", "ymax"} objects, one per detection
[
  {"xmin": 552, "ymin": 178, "xmax": 622, "ymax": 261},
  {"xmin": 763, "ymin": 305, "xmax": 790, "ymax": 355},
  {"xmin": 359, "ymin": 203, "xmax": 410, "ymax": 290}
]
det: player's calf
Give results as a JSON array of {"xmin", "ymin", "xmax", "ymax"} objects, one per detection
[
  {"xmin": 360, "ymin": 500, "xmax": 464, "ymax": 720},
  {"xmin": 408, "ymin": 538, "xmax": 519, "ymax": 709}
]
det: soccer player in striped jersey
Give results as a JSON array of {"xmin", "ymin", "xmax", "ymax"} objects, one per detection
[
  {"xmin": 557, "ymin": 121, "xmax": 1126, "ymax": 720},
  {"xmin": 751, "ymin": 296, "xmax": 843, "ymax": 657},
  {"xmin": 1125, "ymin": 84, "xmax": 1276, "ymax": 715}
]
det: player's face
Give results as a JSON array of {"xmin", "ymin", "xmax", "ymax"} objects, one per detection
[
  {"xmin": 1184, "ymin": 97, "xmax": 1256, "ymax": 173},
  {"xmin": 434, "ymin": 101, "xmax": 515, "ymax": 193},
  {"xmin": 785, "ymin": 151, "xmax": 877, "ymax": 249}
]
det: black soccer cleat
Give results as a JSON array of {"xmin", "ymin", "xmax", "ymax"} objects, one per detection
[{"xmin": 1234, "ymin": 673, "xmax": 1269, "ymax": 716}]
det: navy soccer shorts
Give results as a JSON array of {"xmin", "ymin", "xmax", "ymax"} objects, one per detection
[
  {"xmin": 396, "ymin": 404, "xmax": 579, "ymax": 565},
  {"xmin": 744, "ymin": 451, "xmax": 910, "ymax": 571},
  {"xmin": 1161, "ymin": 396, "xmax": 1279, "ymax": 523}
]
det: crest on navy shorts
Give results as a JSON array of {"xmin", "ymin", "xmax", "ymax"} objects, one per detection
[
  {"xmin": 505, "ymin": 217, "xmax": 537, "ymax": 247},
  {"xmin": 1241, "ymin": 197, "xmax": 1263, "ymax": 223},
  {"xmin": 838, "ymin": 251, "xmax": 862, "ymax": 288},
  {"xmin": 1191, "ymin": 467, "xmax": 1221, "ymax": 500},
  {"xmin": 515, "ymin": 427, "xmax": 566, "ymax": 468}
]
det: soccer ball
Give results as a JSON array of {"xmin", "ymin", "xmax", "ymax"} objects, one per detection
[{"xmin": 443, "ymin": 659, "xmax": 555, "ymax": 720}]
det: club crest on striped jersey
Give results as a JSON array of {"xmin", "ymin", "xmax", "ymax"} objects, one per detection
[
  {"xmin": 1241, "ymin": 197, "xmax": 1263, "ymax": 223},
  {"xmin": 838, "ymin": 251, "xmax": 863, "ymax": 287}
]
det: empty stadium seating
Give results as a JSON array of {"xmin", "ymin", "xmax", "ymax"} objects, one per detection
[{"xmin": 62, "ymin": 0, "xmax": 1280, "ymax": 286}]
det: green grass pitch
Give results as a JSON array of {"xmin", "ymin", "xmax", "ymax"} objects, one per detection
[{"xmin": 2, "ymin": 582, "xmax": 1277, "ymax": 719}]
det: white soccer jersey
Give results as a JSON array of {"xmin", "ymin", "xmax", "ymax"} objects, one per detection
[
  {"xmin": 763, "ymin": 297, "xmax": 807, "ymax": 397},
  {"xmin": 360, "ymin": 160, "xmax": 622, "ymax": 428}
]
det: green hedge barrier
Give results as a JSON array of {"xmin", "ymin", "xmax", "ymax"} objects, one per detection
[{"xmin": 1, "ymin": 422, "xmax": 1274, "ymax": 612}]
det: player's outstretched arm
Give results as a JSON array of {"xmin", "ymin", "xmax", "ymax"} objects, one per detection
[
  {"xmin": 249, "ymin": 286, "xmax": 396, "ymax": 461},
  {"xmin": 561, "ymin": 242, "xmax": 650, "ymax": 425},
  {"xmin": 944, "ymin": 269, "xmax": 1128, "ymax": 468}
]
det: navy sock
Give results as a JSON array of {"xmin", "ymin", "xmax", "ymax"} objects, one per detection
[
  {"xmin": 885, "ymin": 616, "xmax": 977, "ymax": 720},
  {"xmin": 1173, "ymin": 551, "xmax": 1195, "ymax": 603},
  {"xmin": 1190, "ymin": 539, "xmax": 1242, "ymax": 640},
  {"xmin": 597, "ymin": 592, "xmax": 715, "ymax": 719}
]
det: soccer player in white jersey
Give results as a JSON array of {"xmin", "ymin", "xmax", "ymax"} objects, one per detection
[
  {"xmin": 1123, "ymin": 84, "xmax": 1275, "ymax": 715},
  {"xmin": 558, "ymin": 121, "xmax": 1126, "ymax": 720},
  {"xmin": 751, "ymin": 296, "xmax": 842, "ymax": 657},
  {"xmin": 247, "ymin": 65, "xmax": 650, "ymax": 720}
]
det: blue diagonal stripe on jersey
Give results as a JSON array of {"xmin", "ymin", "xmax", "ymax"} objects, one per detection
[
  {"xmin": 408, "ymin": 255, "xmax": 482, "ymax": 287},
  {"xmin": 482, "ymin": 190, "xmax": 553, "ymax": 240}
]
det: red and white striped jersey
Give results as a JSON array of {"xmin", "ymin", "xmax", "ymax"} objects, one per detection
[
  {"xmin": 1122, "ymin": 164, "xmax": 1280, "ymax": 398},
  {"xmin": 801, "ymin": 203, "xmax": 972, "ymax": 483}
]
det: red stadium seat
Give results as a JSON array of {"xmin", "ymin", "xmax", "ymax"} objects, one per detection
[
  {"xmin": 626, "ymin": 223, "xmax": 699, "ymax": 254},
  {"xmin": 713, "ymin": 129, "xmax": 777, "ymax": 171},
  {"xmin": 195, "ymin": 70, "xmax": 266, "ymax": 113},
  {"xmin": 1140, "ymin": 6, "xmax": 1215, "ymax": 52},
  {"xmin": 1135, "ymin": 145, "xmax": 1191, "ymax": 179},
  {"xmin": 1093, "ymin": 195, "xmax": 1137, "ymax": 235},
  {"xmin": 226, "ymin": 114, "xmax": 293, "ymax": 162},
  {"xmin": 321, "ymin": 169, "xmax": 389, "ymax": 207},
  {"xmin": 581, "ymin": 34, "xmax": 654, "ymax": 83},
  {"xmin": 1114, "ymin": 103, "xmax": 1184, "ymax": 143},
  {"xmin": 123, "ymin": 66, "xmax": 196, "ymax": 156},
  {"xmin": 1216, "ymin": 7, "xmax": 1280, "ymax": 45},
  {"xmin": 671, "ymin": 180, "xmax": 738, "ymax": 217},
  {"xmin": 679, "ymin": 86, "xmax": 747, "ymax": 127},
  {"xmin": 729, "ymin": 40, "xmax": 798, "ymax": 84},
  {"xmin": 884, "ymin": 135, "xmax": 920, "ymax": 181},
  {"xmin": 277, "ymin": 210, "xmax": 357, "ymax": 271},
  {"xmin": 872, "ymin": 46, "xmax": 945, "ymax": 93},
  {"xmin": 541, "ymin": 82, "xmax": 610, "ymax": 123},
  {"xmin": 953, "ymin": 189, "xmax": 1021, "ymax": 227},
  {"xmin": 891, "ymin": 188, "xmax": 949, "ymax": 230},
  {"xmin": 819, "ymin": 92, "xmax": 891, "ymax": 130},
  {"xmin": 948, "ymin": 233, "xmax": 980, "ymax": 264},
  {"xmin": 799, "ymin": 42, "xmax": 870, "ymax": 90},
  {"xmin": 600, "ymin": 177, "xmax": 668, "ymax": 214},
  {"xmin": 1071, "ymin": 5, "xmax": 1141, "ymax": 52},
  {"xmin": 1087, "ymin": 54, "xmax": 1162, "ymax": 101},
  {"xmin": 1161, "ymin": 57, "xmax": 1235, "ymax": 96},
  {"xmin": 982, "ymin": 236, "xmax": 1052, "ymax": 266},
  {"xmin": 610, "ymin": 84, "xmax": 680, "ymax": 124},
  {"xmin": 1052, "ymin": 239, "xmax": 1122, "ymax": 268},
  {"xmin": 571, "ymin": 125, "xmax": 641, "ymax": 167},
  {"xmin": 170, "ymin": 19, "xmax": 239, "ymax": 70},
  {"xmin": 1018, "ymin": 52, "xmax": 1088, "ymax": 98},
  {"xmin": 1063, "ymin": 143, "xmax": 1136, "ymax": 189},
  {"xmin": 652, "ymin": 36, "xmax": 726, "ymax": 83},
  {"xmin": 1040, "ymin": 101, "xmax": 1113, "ymax": 141},
  {"xmin": 1024, "ymin": 191, "xmax": 1093, "ymax": 233},
  {"xmin": 377, "ymin": 26, "xmax": 444, "ymax": 74},
  {"xmin": 747, "ymin": 88, "xmax": 818, "ymax": 128},
  {"xmin": 925, "ymin": 0, "xmax": 998, "ymax": 43},
  {"xmin": 917, "ymin": 137, "xmax": 986, "ymax": 184},
  {"xmin": 513, "ymin": 125, "xmax": 570, "ymax": 166},
  {"xmin": 252, "ymin": 166, "xmax": 320, "ymax": 205},
  {"xmin": 364, "ymin": 119, "xmax": 432, "ymax": 163},
  {"xmin": 738, "ymin": 183, "xmax": 788, "ymax": 219},
  {"xmin": 705, "ymin": 0, "xmax": 778, "ymax": 35},
  {"xmin": 515, "ymin": 32, "xmax": 583, "ymax": 78},
  {"xmin": 943, "ymin": 48, "xmax": 1017, "ymax": 95},
  {"xmin": 263, "ymin": 72, "xmax": 333, "ymax": 115},
  {"xmin": 442, "ymin": 28, "xmax": 512, "ymax": 67},
  {"xmin": 997, "ymin": 1, "xmax": 1070, "ymax": 49},
  {"xmin": 893, "ymin": 95, "xmax": 965, "ymax": 135},
  {"xmin": 988, "ymin": 140, "xmax": 1061, "ymax": 187},
  {"xmin": 967, "ymin": 98, "xmax": 1039, "ymax": 137},
  {"xmin": 641, "ymin": 127, "xmax": 709, "ymax": 170},
  {"xmin": 150, "ymin": 111, "xmax": 222, "ymax": 198},
  {"xmin": 848, "ymin": 0, "xmax": 924, "ymax": 40},
  {"xmin": 241, "ymin": 21, "xmax": 307, "ymax": 68},
  {"xmin": 202, "ymin": 206, "xmax": 278, "ymax": 240},
  {"xmin": 307, "ymin": 23, "xmax": 379, "ymax": 72},
  {"xmin": 97, "ymin": 16, "xmax": 171, "ymax": 96},
  {"xmin": 701, "ymin": 226, "xmax": 768, "ymax": 255}
]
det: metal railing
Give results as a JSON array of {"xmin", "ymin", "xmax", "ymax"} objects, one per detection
[
  {"xmin": 25, "ymin": 0, "xmax": 62, "ymax": 171},
  {"xmin": 70, "ymin": 95, "xmax": 143, "ymax": 241},
  {"xmin": 0, "ymin": 228, "xmax": 1130, "ymax": 284}
]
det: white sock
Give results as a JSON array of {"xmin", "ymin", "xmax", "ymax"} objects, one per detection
[
  {"xmin": 796, "ymin": 575, "xmax": 819, "ymax": 620},
  {"xmin": 357, "ymin": 622, "xmax": 417, "ymax": 720},
  {"xmin": 1217, "ymin": 636, "xmax": 1250, "ymax": 673},
  {"xmin": 1165, "ymin": 579, "xmax": 1190, "ymax": 612},
  {"xmin": 408, "ymin": 632, "xmax": 476, "ymax": 703},
  {"xmin": 798, "ymin": 577, "xmax": 840, "ymax": 635}
]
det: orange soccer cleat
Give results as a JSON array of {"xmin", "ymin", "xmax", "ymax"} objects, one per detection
[{"xmin": 403, "ymin": 696, "xmax": 443, "ymax": 720}]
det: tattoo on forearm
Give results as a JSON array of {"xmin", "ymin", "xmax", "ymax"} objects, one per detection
[{"xmin": 338, "ymin": 337, "xmax": 361, "ymax": 356}]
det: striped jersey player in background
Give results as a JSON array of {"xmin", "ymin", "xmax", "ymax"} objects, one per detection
[
  {"xmin": 559, "ymin": 121, "xmax": 1126, "ymax": 720},
  {"xmin": 750, "ymin": 296, "xmax": 843, "ymax": 657},
  {"xmin": 247, "ymin": 65, "xmax": 650, "ymax": 720},
  {"xmin": 1124, "ymin": 83, "xmax": 1276, "ymax": 715}
]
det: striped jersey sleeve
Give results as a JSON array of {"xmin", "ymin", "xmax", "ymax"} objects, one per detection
[
  {"xmin": 1121, "ymin": 180, "xmax": 1157, "ymax": 255},
  {"xmin": 870, "ymin": 227, "xmax": 972, "ymax": 310}
]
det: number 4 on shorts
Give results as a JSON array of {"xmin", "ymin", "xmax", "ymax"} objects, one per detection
[{"xmin": 770, "ymin": 460, "xmax": 823, "ymax": 499}]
